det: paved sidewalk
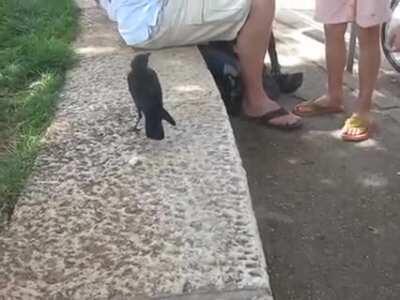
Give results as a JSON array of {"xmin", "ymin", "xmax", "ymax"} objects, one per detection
[
  {"xmin": 232, "ymin": 8, "xmax": 400, "ymax": 300},
  {"xmin": 275, "ymin": 4, "xmax": 400, "ymax": 122}
]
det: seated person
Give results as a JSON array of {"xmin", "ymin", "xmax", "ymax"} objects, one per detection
[{"xmin": 99, "ymin": 0, "xmax": 302, "ymax": 130}]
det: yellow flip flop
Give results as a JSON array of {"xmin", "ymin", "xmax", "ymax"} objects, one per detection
[{"xmin": 341, "ymin": 115, "xmax": 372, "ymax": 142}]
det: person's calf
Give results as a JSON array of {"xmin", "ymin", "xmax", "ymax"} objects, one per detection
[
  {"xmin": 236, "ymin": 0, "xmax": 275, "ymax": 105},
  {"xmin": 324, "ymin": 23, "xmax": 347, "ymax": 41},
  {"xmin": 357, "ymin": 25, "xmax": 381, "ymax": 114},
  {"xmin": 324, "ymin": 23, "xmax": 347, "ymax": 104}
]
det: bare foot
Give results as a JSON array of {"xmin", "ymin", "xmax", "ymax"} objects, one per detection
[
  {"xmin": 297, "ymin": 95, "xmax": 343, "ymax": 113},
  {"xmin": 341, "ymin": 113, "xmax": 372, "ymax": 142},
  {"xmin": 294, "ymin": 95, "xmax": 344, "ymax": 117}
]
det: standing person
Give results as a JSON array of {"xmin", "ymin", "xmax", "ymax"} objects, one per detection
[
  {"xmin": 389, "ymin": 24, "xmax": 400, "ymax": 52},
  {"xmin": 99, "ymin": 0, "xmax": 302, "ymax": 130},
  {"xmin": 293, "ymin": 0, "xmax": 392, "ymax": 142},
  {"xmin": 388, "ymin": 2, "xmax": 400, "ymax": 51}
]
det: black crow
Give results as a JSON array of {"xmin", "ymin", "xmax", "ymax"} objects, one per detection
[{"xmin": 127, "ymin": 53, "xmax": 176, "ymax": 140}]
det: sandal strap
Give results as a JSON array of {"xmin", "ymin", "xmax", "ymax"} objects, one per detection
[
  {"xmin": 244, "ymin": 107, "xmax": 302, "ymax": 130},
  {"xmin": 344, "ymin": 115, "xmax": 369, "ymax": 130},
  {"xmin": 295, "ymin": 101, "xmax": 342, "ymax": 112},
  {"xmin": 258, "ymin": 107, "xmax": 289, "ymax": 122}
]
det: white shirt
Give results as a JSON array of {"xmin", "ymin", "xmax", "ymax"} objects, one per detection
[{"xmin": 100, "ymin": 0, "xmax": 164, "ymax": 45}]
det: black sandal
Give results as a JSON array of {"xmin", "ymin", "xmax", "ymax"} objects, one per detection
[{"xmin": 245, "ymin": 107, "xmax": 302, "ymax": 130}]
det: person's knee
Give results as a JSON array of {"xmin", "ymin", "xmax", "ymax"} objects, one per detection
[
  {"xmin": 251, "ymin": 0, "xmax": 275, "ymax": 6},
  {"xmin": 325, "ymin": 24, "xmax": 347, "ymax": 40},
  {"xmin": 249, "ymin": 0, "xmax": 275, "ymax": 15},
  {"xmin": 358, "ymin": 25, "xmax": 380, "ymax": 46}
]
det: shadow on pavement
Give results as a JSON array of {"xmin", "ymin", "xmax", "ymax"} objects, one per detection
[{"xmin": 231, "ymin": 69, "xmax": 400, "ymax": 299}]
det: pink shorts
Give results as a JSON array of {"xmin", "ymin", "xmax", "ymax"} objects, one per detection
[{"xmin": 315, "ymin": 0, "xmax": 392, "ymax": 28}]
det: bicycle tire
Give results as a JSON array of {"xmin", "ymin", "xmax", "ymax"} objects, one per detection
[{"xmin": 382, "ymin": 0, "xmax": 400, "ymax": 73}]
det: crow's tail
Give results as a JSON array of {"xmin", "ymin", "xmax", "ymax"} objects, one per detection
[
  {"xmin": 145, "ymin": 113, "xmax": 164, "ymax": 140},
  {"xmin": 161, "ymin": 108, "xmax": 176, "ymax": 126}
]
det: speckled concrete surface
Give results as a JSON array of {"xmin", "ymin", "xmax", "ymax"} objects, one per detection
[{"xmin": 0, "ymin": 1, "xmax": 272, "ymax": 299}]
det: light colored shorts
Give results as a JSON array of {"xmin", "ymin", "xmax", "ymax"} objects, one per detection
[
  {"xmin": 136, "ymin": 0, "xmax": 252, "ymax": 49},
  {"xmin": 315, "ymin": 0, "xmax": 392, "ymax": 28}
]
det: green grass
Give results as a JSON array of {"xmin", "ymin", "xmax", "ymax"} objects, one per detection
[{"xmin": 0, "ymin": 0, "xmax": 79, "ymax": 224}]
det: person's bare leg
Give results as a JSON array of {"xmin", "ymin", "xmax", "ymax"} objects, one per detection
[
  {"xmin": 356, "ymin": 25, "xmax": 381, "ymax": 115},
  {"xmin": 236, "ymin": 0, "xmax": 301, "ymax": 126},
  {"xmin": 358, "ymin": 25, "xmax": 381, "ymax": 113},
  {"xmin": 324, "ymin": 23, "xmax": 347, "ymax": 107},
  {"xmin": 295, "ymin": 23, "xmax": 347, "ymax": 115},
  {"xmin": 344, "ymin": 25, "xmax": 381, "ymax": 137}
]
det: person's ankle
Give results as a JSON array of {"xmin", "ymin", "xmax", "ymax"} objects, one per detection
[
  {"xmin": 326, "ymin": 94, "xmax": 344, "ymax": 106},
  {"xmin": 352, "ymin": 111, "xmax": 370, "ymax": 119},
  {"xmin": 354, "ymin": 100, "xmax": 371, "ymax": 117},
  {"xmin": 243, "ymin": 101, "xmax": 265, "ymax": 117},
  {"xmin": 243, "ymin": 97, "xmax": 280, "ymax": 117}
]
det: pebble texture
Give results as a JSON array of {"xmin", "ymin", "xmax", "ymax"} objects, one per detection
[{"xmin": 0, "ymin": 1, "xmax": 272, "ymax": 299}]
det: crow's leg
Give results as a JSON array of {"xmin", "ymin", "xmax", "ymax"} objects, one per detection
[{"xmin": 134, "ymin": 110, "xmax": 143, "ymax": 131}]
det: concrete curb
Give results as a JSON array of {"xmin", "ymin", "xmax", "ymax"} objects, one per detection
[
  {"xmin": 0, "ymin": 1, "xmax": 273, "ymax": 299},
  {"xmin": 153, "ymin": 288, "xmax": 272, "ymax": 300}
]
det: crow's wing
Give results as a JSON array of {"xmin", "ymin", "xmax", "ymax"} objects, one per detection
[
  {"xmin": 147, "ymin": 69, "xmax": 163, "ymax": 105},
  {"xmin": 161, "ymin": 108, "xmax": 176, "ymax": 126},
  {"xmin": 147, "ymin": 69, "xmax": 176, "ymax": 126},
  {"xmin": 127, "ymin": 72, "xmax": 137, "ymax": 102}
]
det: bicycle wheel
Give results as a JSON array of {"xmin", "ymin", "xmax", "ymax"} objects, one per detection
[{"xmin": 382, "ymin": 0, "xmax": 400, "ymax": 73}]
